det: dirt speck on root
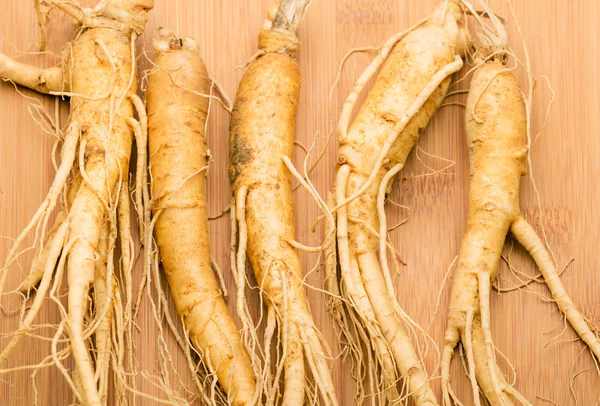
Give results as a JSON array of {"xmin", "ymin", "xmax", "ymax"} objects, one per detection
[{"xmin": 229, "ymin": 130, "xmax": 253, "ymax": 182}]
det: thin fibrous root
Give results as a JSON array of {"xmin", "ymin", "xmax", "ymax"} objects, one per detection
[
  {"xmin": 234, "ymin": 185, "xmax": 261, "ymax": 361},
  {"xmin": 335, "ymin": 165, "xmax": 399, "ymax": 402},
  {"xmin": 0, "ymin": 122, "xmax": 80, "ymax": 297},
  {"xmin": 0, "ymin": 221, "xmax": 69, "ymax": 365},
  {"xmin": 18, "ymin": 210, "xmax": 67, "ymax": 293}
]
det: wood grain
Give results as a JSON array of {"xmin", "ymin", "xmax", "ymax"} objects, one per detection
[{"xmin": 1, "ymin": 0, "xmax": 599, "ymax": 404}]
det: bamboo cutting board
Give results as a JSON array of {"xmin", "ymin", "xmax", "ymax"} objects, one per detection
[{"xmin": 1, "ymin": 1, "xmax": 599, "ymax": 404}]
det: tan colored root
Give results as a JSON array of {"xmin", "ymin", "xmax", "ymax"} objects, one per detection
[
  {"xmin": 128, "ymin": 96, "xmax": 149, "ymax": 239},
  {"xmin": 48, "ymin": 234, "xmax": 73, "ymax": 323},
  {"xmin": 230, "ymin": 196, "xmax": 263, "ymax": 403},
  {"xmin": 278, "ymin": 271, "xmax": 306, "ymax": 406},
  {"xmin": 0, "ymin": 125, "xmax": 79, "ymax": 369},
  {"xmin": 478, "ymin": 273, "xmax": 505, "ymax": 403},
  {"xmin": 536, "ymin": 395, "xmax": 557, "ymax": 405},
  {"xmin": 236, "ymin": 50, "xmax": 266, "ymax": 70},
  {"xmin": 45, "ymin": 0, "xmax": 85, "ymax": 23},
  {"xmin": 111, "ymin": 281, "xmax": 128, "ymax": 404},
  {"xmin": 0, "ymin": 122, "xmax": 79, "ymax": 296},
  {"xmin": 116, "ymin": 170, "xmax": 137, "ymax": 393},
  {"xmin": 82, "ymin": 188, "xmax": 121, "ymax": 342},
  {"xmin": 67, "ymin": 173, "xmax": 123, "ymax": 406},
  {"xmin": 335, "ymin": 166, "xmax": 399, "ymax": 402},
  {"xmin": 307, "ymin": 327, "xmax": 338, "ymax": 405},
  {"xmin": 510, "ymin": 217, "xmax": 600, "ymax": 360},
  {"xmin": 408, "ymin": 145, "xmax": 456, "ymax": 178},
  {"xmin": 276, "ymin": 265, "xmax": 337, "ymax": 405},
  {"xmin": 141, "ymin": 52, "xmax": 231, "ymax": 114},
  {"xmin": 210, "ymin": 256, "xmax": 228, "ymax": 299},
  {"xmin": 336, "ymin": 17, "xmax": 429, "ymax": 141},
  {"xmin": 356, "ymin": 253, "xmax": 436, "ymax": 403},
  {"xmin": 234, "ymin": 187, "xmax": 337, "ymax": 405},
  {"xmin": 463, "ymin": 310, "xmax": 481, "ymax": 406},
  {"xmin": 332, "ymin": 56, "xmax": 464, "ymax": 214},
  {"xmin": 0, "ymin": 221, "xmax": 69, "ymax": 365},
  {"xmin": 428, "ymin": 256, "xmax": 458, "ymax": 331},
  {"xmin": 208, "ymin": 76, "xmax": 233, "ymax": 112},
  {"xmin": 181, "ymin": 320, "xmax": 218, "ymax": 406},
  {"xmin": 324, "ymin": 193, "xmax": 363, "ymax": 397},
  {"xmin": 101, "ymin": 221, "xmax": 120, "ymax": 403},
  {"xmin": 385, "ymin": 200, "xmax": 411, "ymax": 234},
  {"xmin": 93, "ymin": 224, "xmax": 112, "ymax": 404},
  {"xmin": 208, "ymin": 204, "xmax": 231, "ymax": 221},
  {"xmin": 0, "ymin": 53, "xmax": 65, "ymax": 94},
  {"xmin": 442, "ymin": 330, "xmax": 459, "ymax": 405},
  {"xmin": 67, "ymin": 190, "xmax": 123, "ymax": 405},
  {"xmin": 441, "ymin": 274, "xmax": 528, "ymax": 406},
  {"xmin": 18, "ymin": 210, "xmax": 67, "ymax": 293},
  {"xmin": 376, "ymin": 163, "xmax": 404, "ymax": 300},
  {"xmin": 131, "ymin": 101, "xmax": 151, "ymax": 325},
  {"xmin": 141, "ymin": 212, "xmax": 199, "ymax": 403},
  {"xmin": 301, "ymin": 328, "xmax": 336, "ymax": 405},
  {"xmin": 234, "ymin": 186, "xmax": 261, "ymax": 362},
  {"xmin": 262, "ymin": 306, "xmax": 277, "ymax": 402},
  {"xmin": 2, "ymin": 4, "xmax": 152, "ymax": 404},
  {"xmin": 229, "ymin": 198, "xmax": 240, "ymax": 288},
  {"xmin": 34, "ymin": 0, "xmax": 51, "ymax": 51},
  {"xmin": 52, "ymin": 320, "xmax": 82, "ymax": 400},
  {"xmin": 68, "ymin": 243, "xmax": 103, "ymax": 406},
  {"xmin": 282, "ymin": 155, "xmax": 335, "ymax": 252},
  {"xmin": 337, "ymin": 164, "xmax": 439, "ymax": 401}
]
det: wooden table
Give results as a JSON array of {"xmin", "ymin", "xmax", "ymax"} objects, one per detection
[{"xmin": 1, "ymin": 1, "xmax": 598, "ymax": 404}]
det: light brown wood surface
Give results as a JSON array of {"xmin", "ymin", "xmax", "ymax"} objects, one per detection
[{"xmin": 1, "ymin": 0, "xmax": 599, "ymax": 405}]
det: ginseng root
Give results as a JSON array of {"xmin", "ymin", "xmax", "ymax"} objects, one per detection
[
  {"xmin": 441, "ymin": 3, "xmax": 600, "ymax": 404},
  {"xmin": 331, "ymin": 1, "xmax": 468, "ymax": 404},
  {"xmin": 146, "ymin": 28, "xmax": 257, "ymax": 405},
  {"xmin": 229, "ymin": 1, "xmax": 337, "ymax": 405},
  {"xmin": 0, "ymin": 1, "xmax": 153, "ymax": 404}
]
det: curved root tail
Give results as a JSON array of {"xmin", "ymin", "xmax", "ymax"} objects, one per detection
[
  {"xmin": 511, "ymin": 217, "xmax": 600, "ymax": 360},
  {"xmin": 334, "ymin": 166, "xmax": 436, "ymax": 405},
  {"xmin": 234, "ymin": 188, "xmax": 337, "ymax": 405},
  {"xmin": 441, "ymin": 270, "xmax": 531, "ymax": 406},
  {"xmin": 68, "ymin": 242, "xmax": 101, "ymax": 405}
]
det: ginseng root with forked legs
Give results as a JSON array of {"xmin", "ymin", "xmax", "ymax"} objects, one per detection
[
  {"xmin": 145, "ymin": 28, "xmax": 258, "ymax": 405},
  {"xmin": 229, "ymin": 1, "xmax": 337, "ymax": 405},
  {"xmin": 441, "ymin": 2, "xmax": 600, "ymax": 404},
  {"xmin": 0, "ymin": 0, "xmax": 153, "ymax": 404},
  {"xmin": 331, "ymin": 1, "xmax": 468, "ymax": 404}
]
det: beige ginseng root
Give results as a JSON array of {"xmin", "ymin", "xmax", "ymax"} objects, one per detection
[
  {"xmin": 145, "ymin": 28, "xmax": 257, "ymax": 405},
  {"xmin": 330, "ymin": 1, "xmax": 469, "ymax": 404},
  {"xmin": 229, "ymin": 1, "xmax": 337, "ymax": 405},
  {"xmin": 441, "ymin": 3, "xmax": 600, "ymax": 405},
  {"xmin": 0, "ymin": 1, "xmax": 153, "ymax": 404}
]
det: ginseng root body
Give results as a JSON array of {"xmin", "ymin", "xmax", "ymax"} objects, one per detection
[
  {"xmin": 441, "ymin": 55, "xmax": 600, "ymax": 406},
  {"xmin": 332, "ymin": 1, "xmax": 468, "ymax": 404},
  {"xmin": 229, "ymin": 1, "xmax": 337, "ymax": 405},
  {"xmin": 0, "ymin": 1, "xmax": 153, "ymax": 404},
  {"xmin": 146, "ymin": 29, "xmax": 257, "ymax": 405}
]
